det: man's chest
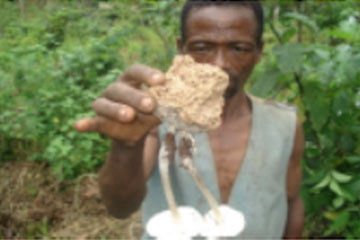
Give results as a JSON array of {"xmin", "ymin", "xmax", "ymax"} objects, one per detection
[{"xmin": 208, "ymin": 116, "xmax": 252, "ymax": 203}]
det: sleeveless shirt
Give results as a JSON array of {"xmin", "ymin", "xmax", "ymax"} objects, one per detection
[{"xmin": 141, "ymin": 96, "xmax": 297, "ymax": 239}]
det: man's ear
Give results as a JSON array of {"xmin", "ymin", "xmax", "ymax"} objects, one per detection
[
  {"xmin": 177, "ymin": 38, "xmax": 184, "ymax": 54},
  {"xmin": 256, "ymin": 41, "xmax": 264, "ymax": 63}
]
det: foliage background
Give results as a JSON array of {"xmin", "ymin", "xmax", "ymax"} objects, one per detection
[{"xmin": 0, "ymin": 0, "xmax": 359, "ymax": 238}]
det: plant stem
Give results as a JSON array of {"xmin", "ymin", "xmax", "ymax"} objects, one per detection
[
  {"xmin": 268, "ymin": 21, "xmax": 283, "ymax": 45},
  {"xmin": 296, "ymin": 0, "xmax": 304, "ymax": 43}
]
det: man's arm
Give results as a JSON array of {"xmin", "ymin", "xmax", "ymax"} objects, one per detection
[
  {"xmin": 98, "ymin": 128, "xmax": 159, "ymax": 219},
  {"xmin": 75, "ymin": 64, "xmax": 165, "ymax": 219},
  {"xmin": 283, "ymin": 117, "xmax": 305, "ymax": 239}
]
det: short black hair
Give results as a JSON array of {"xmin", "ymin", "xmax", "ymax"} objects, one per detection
[{"xmin": 180, "ymin": 0, "xmax": 264, "ymax": 46}]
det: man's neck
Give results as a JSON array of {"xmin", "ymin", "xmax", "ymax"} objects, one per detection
[{"xmin": 221, "ymin": 90, "xmax": 251, "ymax": 124}]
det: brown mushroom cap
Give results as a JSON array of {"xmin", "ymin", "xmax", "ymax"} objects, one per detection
[{"xmin": 149, "ymin": 55, "xmax": 229, "ymax": 132}]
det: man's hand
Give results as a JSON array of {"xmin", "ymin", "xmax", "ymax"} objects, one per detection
[
  {"xmin": 74, "ymin": 64, "xmax": 165, "ymax": 145},
  {"xmin": 73, "ymin": 64, "xmax": 165, "ymax": 218}
]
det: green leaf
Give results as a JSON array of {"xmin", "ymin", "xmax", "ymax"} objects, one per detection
[
  {"xmin": 284, "ymin": 12, "xmax": 319, "ymax": 32},
  {"xmin": 345, "ymin": 233, "xmax": 354, "ymax": 240},
  {"xmin": 333, "ymin": 89, "xmax": 353, "ymax": 115},
  {"xmin": 350, "ymin": 221, "xmax": 360, "ymax": 238},
  {"xmin": 323, "ymin": 211, "xmax": 337, "ymax": 221},
  {"xmin": 303, "ymin": 169, "xmax": 326, "ymax": 185},
  {"xmin": 281, "ymin": 27, "xmax": 297, "ymax": 43},
  {"xmin": 346, "ymin": 178, "xmax": 360, "ymax": 198},
  {"xmin": 304, "ymin": 189, "xmax": 333, "ymax": 213},
  {"xmin": 341, "ymin": 135, "xmax": 355, "ymax": 152},
  {"xmin": 332, "ymin": 196, "xmax": 344, "ymax": 209},
  {"xmin": 326, "ymin": 29, "xmax": 359, "ymax": 42},
  {"xmin": 318, "ymin": 133, "xmax": 335, "ymax": 151},
  {"xmin": 324, "ymin": 211, "xmax": 350, "ymax": 236},
  {"xmin": 314, "ymin": 49, "xmax": 330, "ymax": 60},
  {"xmin": 341, "ymin": 188, "xmax": 357, "ymax": 203},
  {"xmin": 273, "ymin": 43, "xmax": 305, "ymax": 74},
  {"xmin": 331, "ymin": 170, "xmax": 352, "ymax": 183},
  {"xmin": 250, "ymin": 69, "xmax": 281, "ymax": 97},
  {"xmin": 329, "ymin": 180, "xmax": 343, "ymax": 197},
  {"xmin": 303, "ymin": 81, "xmax": 330, "ymax": 131},
  {"xmin": 312, "ymin": 173, "xmax": 331, "ymax": 190},
  {"xmin": 333, "ymin": 45, "xmax": 360, "ymax": 85}
]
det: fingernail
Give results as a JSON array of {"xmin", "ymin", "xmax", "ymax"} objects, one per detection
[
  {"xmin": 141, "ymin": 97, "xmax": 154, "ymax": 111},
  {"xmin": 152, "ymin": 72, "xmax": 164, "ymax": 84},
  {"xmin": 119, "ymin": 109, "xmax": 128, "ymax": 119},
  {"xmin": 75, "ymin": 119, "xmax": 87, "ymax": 131}
]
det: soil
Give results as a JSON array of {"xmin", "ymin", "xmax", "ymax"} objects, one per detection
[{"xmin": 0, "ymin": 161, "xmax": 142, "ymax": 239}]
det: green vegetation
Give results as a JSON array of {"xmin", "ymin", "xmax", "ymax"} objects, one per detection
[
  {"xmin": 253, "ymin": 2, "xmax": 360, "ymax": 238},
  {"xmin": 0, "ymin": 0, "xmax": 180, "ymax": 179},
  {"xmin": 0, "ymin": 0, "xmax": 359, "ymax": 238}
]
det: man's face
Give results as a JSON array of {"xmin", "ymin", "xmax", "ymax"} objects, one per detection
[{"xmin": 179, "ymin": 6, "xmax": 263, "ymax": 99}]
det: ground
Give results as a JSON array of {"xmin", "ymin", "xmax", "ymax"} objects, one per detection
[{"xmin": 0, "ymin": 161, "xmax": 142, "ymax": 239}]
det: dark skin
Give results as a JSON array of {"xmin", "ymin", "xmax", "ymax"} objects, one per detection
[{"xmin": 75, "ymin": 5, "xmax": 304, "ymax": 238}]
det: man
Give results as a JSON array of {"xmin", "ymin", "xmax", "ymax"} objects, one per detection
[{"xmin": 75, "ymin": 0, "xmax": 304, "ymax": 238}]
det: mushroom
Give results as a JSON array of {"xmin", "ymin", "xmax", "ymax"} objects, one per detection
[
  {"xmin": 146, "ymin": 55, "xmax": 245, "ymax": 239},
  {"xmin": 201, "ymin": 205, "xmax": 246, "ymax": 238}
]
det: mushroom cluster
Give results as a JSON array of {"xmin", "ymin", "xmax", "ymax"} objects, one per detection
[{"xmin": 147, "ymin": 55, "xmax": 245, "ymax": 239}]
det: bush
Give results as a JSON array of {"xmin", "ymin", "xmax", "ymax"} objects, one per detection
[
  {"xmin": 248, "ymin": 1, "xmax": 360, "ymax": 238},
  {"xmin": 0, "ymin": 0, "xmax": 180, "ymax": 179}
]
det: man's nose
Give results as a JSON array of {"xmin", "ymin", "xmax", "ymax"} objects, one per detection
[{"xmin": 213, "ymin": 50, "xmax": 228, "ymax": 70}]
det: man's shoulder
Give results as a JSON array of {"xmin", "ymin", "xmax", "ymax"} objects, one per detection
[
  {"xmin": 249, "ymin": 95, "xmax": 298, "ymax": 133},
  {"xmin": 249, "ymin": 95, "xmax": 298, "ymax": 113}
]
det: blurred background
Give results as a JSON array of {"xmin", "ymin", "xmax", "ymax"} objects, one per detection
[{"xmin": 0, "ymin": 0, "xmax": 359, "ymax": 238}]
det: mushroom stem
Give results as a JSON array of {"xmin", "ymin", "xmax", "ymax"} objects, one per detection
[
  {"xmin": 179, "ymin": 133, "xmax": 223, "ymax": 225},
  {"xmin": 158, "ymin": 142, "xmax": 180, "ymax": 223},
  {"xmin": 182, "ymin": 156, "xmax": 223, "ymax": 225}
]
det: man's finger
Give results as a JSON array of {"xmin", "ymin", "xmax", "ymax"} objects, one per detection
[
  {"xmin": 74, "ymin": 115, "xmax": 161, "ymax": 142},
  {"xmin": 74, "ymin": 117, "xmax": 97, "ymax": 132},
  {"xmin": 104, "ymin": 81, "xmax": 156, "ymax": 113},
  {"xmin": 74, "ymin": 116, "xmax": 110, "ymax": 133},
  {"xmin": 92, "ymin": 98, "xmax": 136, "ymax": 122},
  {"xmin": 123, "ymin": 63, "xmax": 165, "ymax": 86}
]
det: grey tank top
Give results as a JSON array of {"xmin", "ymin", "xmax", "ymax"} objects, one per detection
[{"xmin": 141, "ymin": 96, "xmax": 297, "ymax": 239}]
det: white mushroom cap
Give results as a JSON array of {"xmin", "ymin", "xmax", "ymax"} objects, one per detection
[
  {"xmin": 146, "ymin": 206, "xmax": 203, "ymax": 239},
  {"xmin": 200, "ymin": 205, "xmax": 246, "ymax": 237}
]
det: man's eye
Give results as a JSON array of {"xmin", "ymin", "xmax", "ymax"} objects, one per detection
[
  {"xmin": 233, "ymin": 46, "xmax": 246, "ymax": 52},
  {"xmin": 195, "ymin": 46, "xmax": 208, "ymax": 52}
]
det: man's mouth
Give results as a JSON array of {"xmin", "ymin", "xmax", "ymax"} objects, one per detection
[{"xmin": 224, "ymin": 77, "xmax": 239, "ymax": 99}]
